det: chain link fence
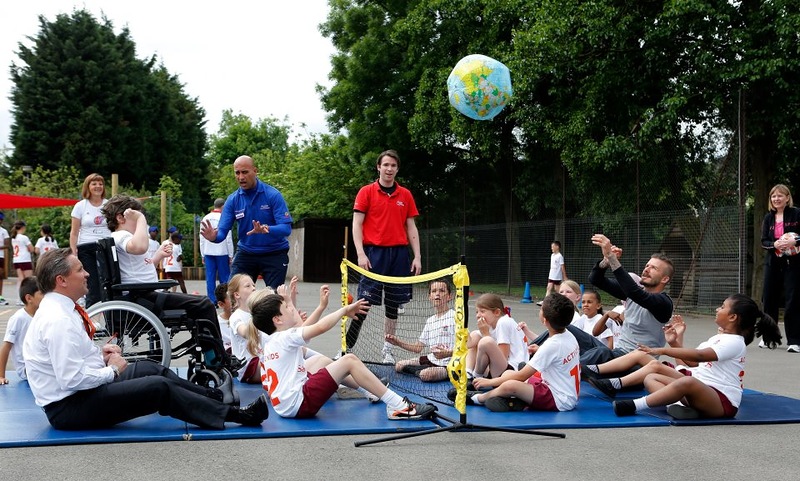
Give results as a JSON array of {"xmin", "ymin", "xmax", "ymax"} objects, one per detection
[{"xmin": 419, "ymin": 205, "xmax": 748, "ymax": 313}]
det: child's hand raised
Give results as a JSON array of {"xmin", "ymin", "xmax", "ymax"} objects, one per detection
[
  {"xmin": 344, "ymin": 299, "xmax": 370, "ymax": 319},
  {"xmin": 318, "ymin": 285, "xmax": 330, "ymax": 310}
]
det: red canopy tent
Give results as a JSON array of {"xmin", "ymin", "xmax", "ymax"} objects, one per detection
[{"xmin": 0, "ymin": 193, "xmax": 77, "ymax": 209}]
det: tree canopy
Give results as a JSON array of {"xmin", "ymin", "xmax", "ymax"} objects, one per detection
[{"xmin": 8, "ymin": 9, "xmax": 208, "ymax": 211}]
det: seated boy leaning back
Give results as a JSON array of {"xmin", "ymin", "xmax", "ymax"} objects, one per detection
[
  {"xmin": 250, "ymin": 291, "xmax": 437, "ymax": 420},
  {"xmin": 472, "ymin": 292, "xmax": 581, "ymax": 412}
]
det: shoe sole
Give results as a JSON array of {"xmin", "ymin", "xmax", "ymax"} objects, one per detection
[
  {"xmin": 485, "ymin": 396, "xmax": 526, "ymax": 412},
  {"xmin": 388, "ymin": 404, "xmax": 437, "ymax": 420}
]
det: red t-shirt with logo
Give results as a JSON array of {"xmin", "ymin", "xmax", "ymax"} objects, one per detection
[{"xmin": 354, "ymin": 181, "xmax": 419, "ymax": 247}]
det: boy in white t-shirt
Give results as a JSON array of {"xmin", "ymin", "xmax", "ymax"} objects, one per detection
[
  {"xmin": 386, "ymin": 280, "xmax": 456, "ymax": 382},
  {"xmin": 250, "ymin": 291, "xmax": 437, "ymax": 420},
  {"xmin": 0, "ymin": 276, "xmax": 43, "ymax": 384},
  {"xmin": 471, "ymin": 292, "xmax": 580, "ymax": 412}
]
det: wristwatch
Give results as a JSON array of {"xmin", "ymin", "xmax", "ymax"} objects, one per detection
[{"xmin": 110, "ymin": 365, "xmax": 120, "ymax": 379}]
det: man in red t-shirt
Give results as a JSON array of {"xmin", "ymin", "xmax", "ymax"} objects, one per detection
[{"xmin": 348, "ymin": 150, "xmax": 421, "ymax": 363}]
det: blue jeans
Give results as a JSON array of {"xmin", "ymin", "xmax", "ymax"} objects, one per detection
[
  {"xmin": 230, "ymin": 249, "xmax": 289, "ymax": 290},
  {"xmin": 204, "ymin": 255, "xmax": 231, "ymax": 305}
]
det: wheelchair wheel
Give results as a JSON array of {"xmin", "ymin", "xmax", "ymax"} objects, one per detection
[
  {"xmin": 87, "ymin": 300, "xmax": 172, "ymax": 367},
  {"xmin": 189, "ymin": 369, "xmax": 221, "ymax": 388}
]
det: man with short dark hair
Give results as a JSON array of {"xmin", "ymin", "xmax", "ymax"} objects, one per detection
[
  {"xmin": 22, "ymin": 248, "xmax": 268, "ymax": 430},
  {"xmin": 582, "ymin": 234, "xmax": 674, "ymax": 365},
  {"xmin": 200, "ymin": 155, "xmax": 292, "ymax": 289}
]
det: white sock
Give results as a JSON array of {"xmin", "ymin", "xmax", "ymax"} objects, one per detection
[
  {"xmin": 467, "ymin": 369, "xmax": 477, "ymax": 378},
  {"xmin": 383, "ymin": 341, "xmax": 392, "ymax": 351},
  {"xmin": 381, "ymin": 389, "xmax": 405, "ymax": 410},
  {"xmin": 471, "ymin": 393, "xmax": 484, "ymax": 405},
  {"xmin": 633, "ymin": 396, "xmax": 649, "ymax": 411}
]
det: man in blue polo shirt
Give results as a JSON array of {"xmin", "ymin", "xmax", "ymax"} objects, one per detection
[{"xmin": 200, "ymin": 155, "xmax": 293, "ymax": 289}]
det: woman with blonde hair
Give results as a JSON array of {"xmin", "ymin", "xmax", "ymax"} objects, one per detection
[
  {"xmin": 761, "ymin": 183, "xmax": 800, "ymax": 353},
  {"xmin": 69, "ymin": 173, "xmax": 111, "ymax": 306}
]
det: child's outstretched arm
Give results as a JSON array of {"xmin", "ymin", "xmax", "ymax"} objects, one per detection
[
  {"xmin": 385, "ymin": 333, "xmax": 424, "ymax": 353},
  {"xmin": 302, "ymin": 299, "xmax": 370, "ymax": 342},
  {"xmin": 301, "ymin": 285, "xmax": 330, "ymax": 327},
  {"xmin": 518, "ymin": 321, "xmax": 537, "ymax": 342},
  {"xmin": 638, "ymin": 343, "xmax": 717, "ymax": 364}
]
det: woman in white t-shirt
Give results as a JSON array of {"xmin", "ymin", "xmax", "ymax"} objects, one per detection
[
  {"xmin": 10, "ymin": 221, "xmax": 34, "ymax": 305},
  {"xmin": 69, "ymin": 173, "xmax": 111, "ymax": 252},
  {"xmin": 69, "ymin": 173, "xmax": 111, "ymax": 306}
]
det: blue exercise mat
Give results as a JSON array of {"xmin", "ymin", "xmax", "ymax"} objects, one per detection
[{"xmin": 2, "ymin": 371, "xmax": 799, "ymax": 447}]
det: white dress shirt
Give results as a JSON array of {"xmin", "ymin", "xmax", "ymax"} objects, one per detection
[{"xmin": 22, "ymin": 292, "xmax": 115, "ymax": 407}]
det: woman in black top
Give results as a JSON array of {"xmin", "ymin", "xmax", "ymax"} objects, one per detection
[{"xmin": 761, "ymin": 184, "xmax": 799, "ymax": 352}]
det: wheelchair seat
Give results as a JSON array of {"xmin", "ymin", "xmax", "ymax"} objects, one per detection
[{"xmin": 85, "ymin": 237, "xmax": 239, "ymax": 385}]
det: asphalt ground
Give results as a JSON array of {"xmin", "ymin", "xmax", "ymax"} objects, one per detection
[{"xmin": 0, "ymin": 277, "xmax": 798, "ymax": 481}]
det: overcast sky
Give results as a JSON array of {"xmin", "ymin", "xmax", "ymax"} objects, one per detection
[{"xmin": 0, "ymin": 0, "xmax": 335, "ymax": 154}]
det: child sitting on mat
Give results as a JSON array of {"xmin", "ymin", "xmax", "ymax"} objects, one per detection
[
  {"xmin": 0, "ymin": 277, "xmax": 42, "ymax": 385},
  {"xmin": 598, "ymin": 293, "xmax": 782, "ymax": 419},
  {"xmin": 471, "ymin": 292, "xmax": 580, "ymax": 412},
  {"xmin": 385, "ymin": 280, "xmax": 456, "ymax": 382},
  {"xmin": 465, "ymin": 293, "xmax": 528, "ymax": 379},
  {"xmin": 215, "ymin": 283, "xmax": 233, "ymax": 355},
  {"xmin": 250, "ymin": 290, "xmax": 437, "ymax": 420}
]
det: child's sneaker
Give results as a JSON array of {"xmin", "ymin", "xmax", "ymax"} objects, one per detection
[
  {"xmin": 666, "ymin": 403, "xmax": 700, "ymax": 420},
  {"xmin": 588, "ymin": 377, "xmax": 618, "ymax": 398},
  {"xmin": 612, "ymin": 400, "xmax": 636, "ymax": 416},
  {"xmin": 0, "ymin": 296, "xmax": 8, "ymax": 306},
  {"xmin": 387, "ymin": 397, "xmax": 437, "ymax": 420},
  {"xmin": 484, "ymin": 396, "xmax": 527, "ymax": 412},
  {"xmin": 382, "ymin": 345, "xmax": 396, "ymax": 364}
]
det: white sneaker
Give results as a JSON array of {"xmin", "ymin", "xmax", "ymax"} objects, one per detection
[
  {"xmin": 15, "ymin": 300, "xmax": 24, "ymax": 306},
  {"xmin": 758, "ymin": 339, "xmax": 767, "ymax": 349},
  {"xmin": 787, "ymin": 344, "xmax": 800, "ymax": 353},
  {"xmin": 0, "ymin": 296, "xmax": 8, "ymax": 306}
]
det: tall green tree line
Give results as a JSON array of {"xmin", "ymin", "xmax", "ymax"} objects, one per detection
[{"xmin": 8, "ymin": 10, "xmax": 208, "ymax": 211}]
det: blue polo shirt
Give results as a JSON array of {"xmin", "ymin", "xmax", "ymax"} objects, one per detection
[{"xmin": 216, "ymin": 180, "xmax": 293, "ymax": 254}]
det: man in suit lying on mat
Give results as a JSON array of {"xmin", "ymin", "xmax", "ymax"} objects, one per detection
[{"xmin": 22, "ymin": 248, "xmax": 269, "ymax": 430}]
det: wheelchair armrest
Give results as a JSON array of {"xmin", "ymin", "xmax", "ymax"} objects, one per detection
[{"xmin": 112, "ymin": 280, "xmax": 179, "ymax": 292}]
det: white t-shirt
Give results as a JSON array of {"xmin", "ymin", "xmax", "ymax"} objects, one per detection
[
  {"xmin": 200, "ymin": 210, "xmax": 234, "ymax": 257},
  {"xmin": 12, "ymin": 234, "xmax": 33, "ymax": 264},
  {"xmin": 418, "ymin": 309, "xmax": 456, "ymax": 366},
  {"xmin": 111, "ymin": 231, "xmax": 158, "ymax": 283},
  {"xmin": 0, "ymin": 227, "xmax": 9, "ymax": 259},
  {"xmin": 218, "ymin": 316, "xmax": 232, "ymax": 352},
  {"xmin": 260, "ymin": 327, "xmax": 309, "ymax": 418},
  {"xmin": 229, "ymin": 309, "xmax": 264, "ymax": 381},
  {"xmin": 71, "ymin": 199, "xmax": 111, "ymax": 245},
  {"xmin": 4, "ymin": 308, "xmax": 33, "ymax": 379},
  {"xmin": 548, "ymin": 252, "xmax": 564, "ymax": 281},
  {"xmin": 163, "ymin": 243, "xmax": 183, "ymax": 273},
  {"xmin": 146, "ymin": 238, "xmax": 160, "ymax": 263},
  {"xmin": 575, "ymin": 313, "xmax": 610, "ymax": 342},
  {"xmin": 489, "ymin": 314, "xmax": 527, "ymax": 370},
  {"xmin": 35, "ymin": 237, "xmax": 59, "ymax": 254},
  {"xmin": 685, "ymin": 333, "xmax": 746, "ymax": 407},
  {"xmin": 528, "ymin": 329, "xmax": 580, "ymax": 411},
  {"xmin": 603, "ymin": 305, "xmax": 625, "ymax": 347}
]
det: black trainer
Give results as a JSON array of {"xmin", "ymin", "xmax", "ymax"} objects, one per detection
[
  {"xmin": 588, "ymin": 377, "xmax": 618, "ymax": 398},
  {"xmin": 447, "ymin": 388, "xmax": 479, "ymax": 405},
  {"xmin": 612, "ymin": 399, "xmax": 636, "ymax": 416},
  {"xmin": 485, "ymin": 396, "xmax": 527, "ymax": 412},
  {"xmin": 580, "ymin": 365, "xmax": 601, "ymax": 382},
  {"xmin": 228, "ymin": 394, "xmax": 269, "ymax": 426},
  {"xmin": 666, "ymin": 403, "xmax": 701, "ymax": 420}
]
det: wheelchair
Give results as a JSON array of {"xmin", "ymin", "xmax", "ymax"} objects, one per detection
[{"xmin": 84, "ymin": 238, "xmax": 240, "ymax": 387}]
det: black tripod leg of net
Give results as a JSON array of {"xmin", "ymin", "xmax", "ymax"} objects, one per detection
[{"xmin": 354, "ymin": 413, "xmax": 566, "ymax": 447}]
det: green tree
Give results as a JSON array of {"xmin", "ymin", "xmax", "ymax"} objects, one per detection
[
  {"xmin": 206, "ymin": 110, "xmax": 294, "ymax": 200},
  {"xmin": 8, "ymin": 10, "xmax": 208, "ymax": 212}
]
